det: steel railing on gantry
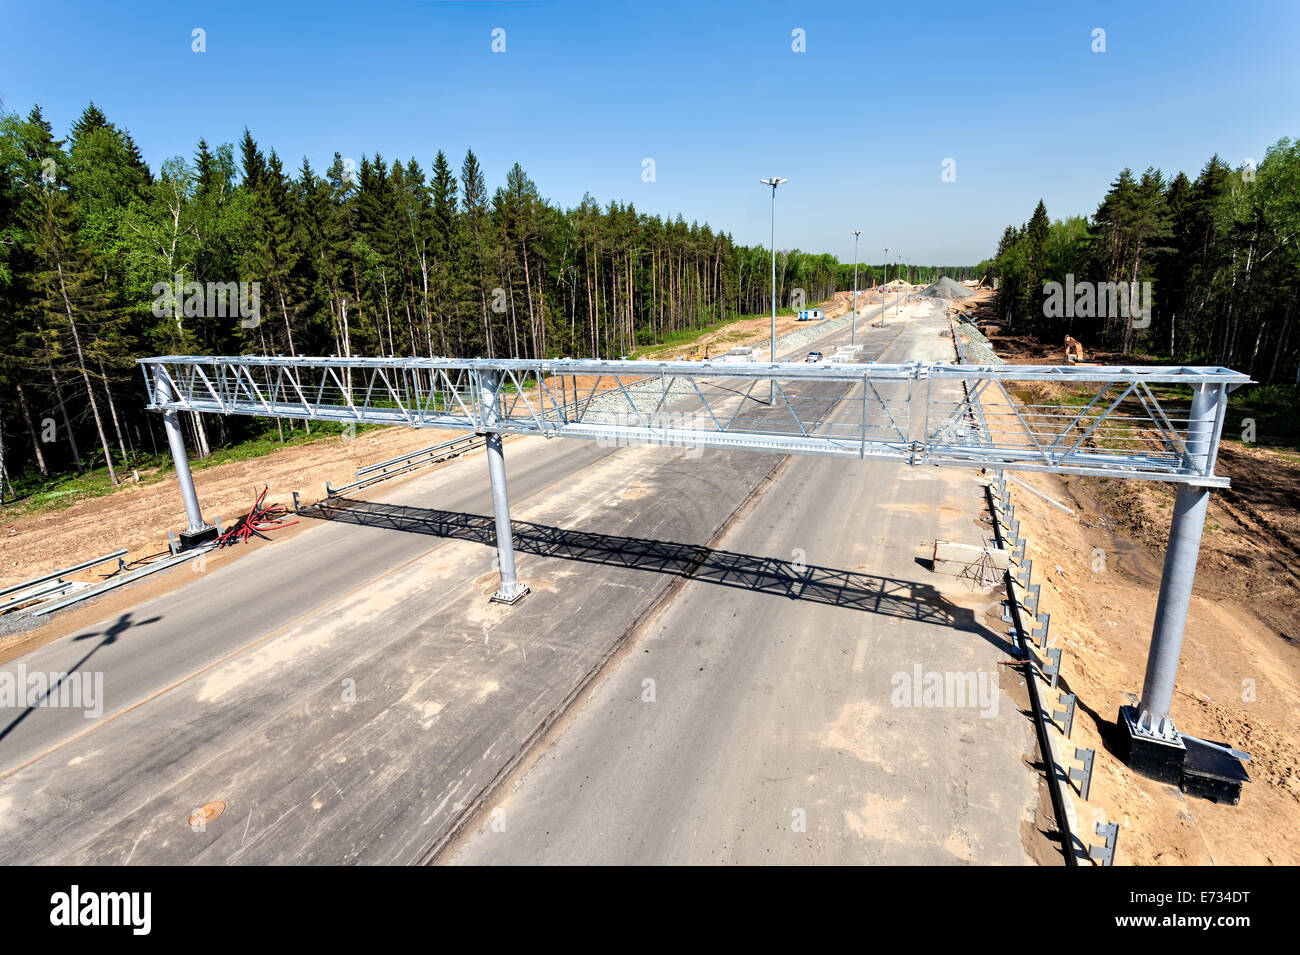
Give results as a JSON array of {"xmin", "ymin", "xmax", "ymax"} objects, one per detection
[{"xmin": 139, "ymin": 356, "xmax": 1250, "ymax": 485}]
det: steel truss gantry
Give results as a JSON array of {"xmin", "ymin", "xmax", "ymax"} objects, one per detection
[
  {"xmin": 141, "ymin": 356, "xmax": 1245, "ymax": 483},
  {"xmin": 141, "ymin": 355, "xmax": 1249, "ymax": 749}
]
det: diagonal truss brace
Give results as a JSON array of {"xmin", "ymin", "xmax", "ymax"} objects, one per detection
[{"xmin": 140, "ymin": 356, "xmax": 1249, "ymax": 486}]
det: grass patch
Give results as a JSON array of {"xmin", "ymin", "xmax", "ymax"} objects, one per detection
[{"xmin": 1223, "ymin": 383, "xmax": 1300, "ymax": 452}]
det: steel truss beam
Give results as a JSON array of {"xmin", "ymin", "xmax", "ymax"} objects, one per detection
[
  {"xmin": 140, "ymin": 351, "xmax": 1251, "ymax": 757},
  {"xmin": 140, "ymin": 356, "xmax": 1248, "ymax": 485}
]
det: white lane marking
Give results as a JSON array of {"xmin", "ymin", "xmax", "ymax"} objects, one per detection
[{"xmin": 852, "ymin": 638, "xmax": 869, "ymax": 673}]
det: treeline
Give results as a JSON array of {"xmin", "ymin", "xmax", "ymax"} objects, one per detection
[
  {"xmin": 0, "ymin": 102, "xmax": 872, "ymax": 490},
  {"xmin": 982, "ymin": 138, "xmax": 1300, "ymax": 383}
]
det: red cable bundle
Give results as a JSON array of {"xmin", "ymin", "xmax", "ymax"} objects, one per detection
[{"xmin": 215, "ymin": 486, "xmax": 299, "ymax": 548}]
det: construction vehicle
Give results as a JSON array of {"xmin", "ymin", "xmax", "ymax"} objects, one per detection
[
  {"xmin": 685, "ymin": 343, "xmax": 712, "ymax": 361},
  {"xmin": 1064, "ymin": 334, "xmax": 1086, "ymax": 364}
]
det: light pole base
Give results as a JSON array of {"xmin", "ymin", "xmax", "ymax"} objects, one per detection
[
  {"xmin": 179, "ymin": 526, "xmax": 219, "ymax": 550},
  {"xmin": 1117, "ymin": 704, "xmax": 1186, "ymax": 785},
  {"xmin": 490, "ymin": 582, "xmax": 530, "ymax": 605},
  {"xmin": 1118, "ymin": 705, "xmax": 1251, "ymax": 803}
]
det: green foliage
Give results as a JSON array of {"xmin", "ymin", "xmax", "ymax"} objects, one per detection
[
  {"xmin": 987, "ymin": 140, "xmax": 1300, "ymax": 385},
  {"xmin": 0, "ymin": 101, "xmax": 975, "ymax": 492}
]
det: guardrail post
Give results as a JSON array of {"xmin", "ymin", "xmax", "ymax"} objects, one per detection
[
  {"xmin": 1122, "ymin": 381, "xmax": 1222, "ymax": 780},
  {"xmin": 154, "ymin": 365, "xmax": 217, "ymax": 549},
  {"xmin": 480, "ymin": 371, "xmax": 529, "ymax": 605}
]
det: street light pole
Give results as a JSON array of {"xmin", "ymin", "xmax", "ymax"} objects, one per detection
[
  {"xmin": 760, "ymin": 177, "xmax": 786, "ymax": 404},
  {"xmin": 881, "ymin": 247, "xmax": 889, "ymax": 328},
  {"xmin": 896, "ymin": 255, "xmax": 903, "ymax": 314},
  {"xmin": 850, "ymin": 230, "xmax": 862, "ymax": 346}
]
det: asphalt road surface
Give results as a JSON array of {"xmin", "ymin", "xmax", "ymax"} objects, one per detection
[
  {"xmin": 0, "ymin": 302, "xmax": 1036, "ymax": 864},
  {"xmin": 448, "ymin": 302, "xmax": 1036, "ymax": 864}
]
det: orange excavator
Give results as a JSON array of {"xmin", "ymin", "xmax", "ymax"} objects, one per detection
[{"xmin": 1064, "ymin": 334, "xmax": 1087, "ymax": 364}]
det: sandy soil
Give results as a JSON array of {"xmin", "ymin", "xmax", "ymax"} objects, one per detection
[
  {"xmin": 972, "ymin": 315, "xmax": 1300, "ymax": 864},
  {"xmin": 1004, "ymin": 465, "xmax": 1300, "ymax": 864},
  {"xmin": 0, "ymin": 425, "xmax": 457, "ymax": 596}
]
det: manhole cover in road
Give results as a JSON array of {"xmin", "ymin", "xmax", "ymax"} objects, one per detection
[{"xmin": 188, "ymin": 801, "xmax": 227, "ymax": 829}]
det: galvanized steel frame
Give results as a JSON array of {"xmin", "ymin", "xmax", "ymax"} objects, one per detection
[{"xmin": 140, "ymin": 356, "xmax": 1248, "ymax": 486}]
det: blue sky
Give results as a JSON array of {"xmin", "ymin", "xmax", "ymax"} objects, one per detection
[{"xmin": 2, "ymin": 0, "xmax": 1296, "ymax": 265}]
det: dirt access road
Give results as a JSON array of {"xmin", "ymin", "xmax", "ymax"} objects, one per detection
[{"xmin": 636, "ymin": 287, "xmax": 900, "ymax": 361}]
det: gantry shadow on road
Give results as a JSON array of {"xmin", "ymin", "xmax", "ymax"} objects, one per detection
[{"xmin": 304, "ymin": 498, "xmax": 1010, "ymax": 652}]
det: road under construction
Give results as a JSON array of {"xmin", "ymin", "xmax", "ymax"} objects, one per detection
[{"xmin": 0, "ymin": 296, "xmax": 1249, "ymax": 864}]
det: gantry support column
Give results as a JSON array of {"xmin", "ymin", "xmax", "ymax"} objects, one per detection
[
  {"xmin": 153, "ymin": 365, "xmax": 217, "ymax": 549},
  {"xmin": 1121, "ymin": 381, "xmax": 1223, "ymax": 781},
  {"xmin": 480, "ymin": 371, "xmax": 528, "ymax": 605}
]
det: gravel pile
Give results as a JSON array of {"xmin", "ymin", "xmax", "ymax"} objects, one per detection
[
  {"xmin": 953, "ymin": 317, "xmax": 1003, "ymax": 365},
  {"xmin": 920, "ymin": 277, "xmax": 975, "ymax": 300}
]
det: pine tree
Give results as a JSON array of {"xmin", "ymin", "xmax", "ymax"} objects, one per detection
[
  {"xmin": 28, "ymin": 173, "xmax": 122, "ymax": 483},
  {"xmin": 459, "ymin": 149, "xmax": 492, "ymax": 356},
  {"xmin": 239, "ymin": 128, "xmax": 265, "ymax": 191}
]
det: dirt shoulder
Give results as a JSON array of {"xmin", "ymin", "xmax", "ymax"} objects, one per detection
[{"xmin": 0, "ymin": 425, "xmax": 460, "ymax": 622}]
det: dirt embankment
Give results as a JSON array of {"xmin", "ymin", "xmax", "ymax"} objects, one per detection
[
  {"xmin": 0, "ymin": 426, "xmax": 451, "ymax": 593},
  {"xmin": 1005, "ymin": 465, "xmax": 1300, "ymax": 864},
  {"xmin": 979, "ymin": 309, "xmax": 1300, "ymax": 648}
]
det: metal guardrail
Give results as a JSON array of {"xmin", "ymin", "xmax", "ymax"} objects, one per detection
[
  {"xmin": 355, "ymin": 434, "xmax": 483, "ymax": 479},
  {"xmin": 28, "ymin": 547, "xmax": 211, "ymax": 618},
  {"xmin": 0, "ymin": 549, "xmax": 128, "ymax": 600},
  {"xmin": 986, "ymin": 479, "xmax": 1085, "ymax": 865},
  {"xmin": 327, "ymin": 434, "xmax": 484, "ymax": 498},
  {"xmin": 0, "ymin": 579, "xmax": 79, "ymax": 615}
]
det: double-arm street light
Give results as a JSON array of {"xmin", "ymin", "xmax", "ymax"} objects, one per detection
[
  {"xmin": 880, "ymin": 247, "xmax": 890, "ymax": 327},
  {"xmin": 760, "ymin": 177, "xmax": 786, "ymax": 403},
  {"xmin": 850, "ymin": 230, "xmax": 862, "ymax": 345}
]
